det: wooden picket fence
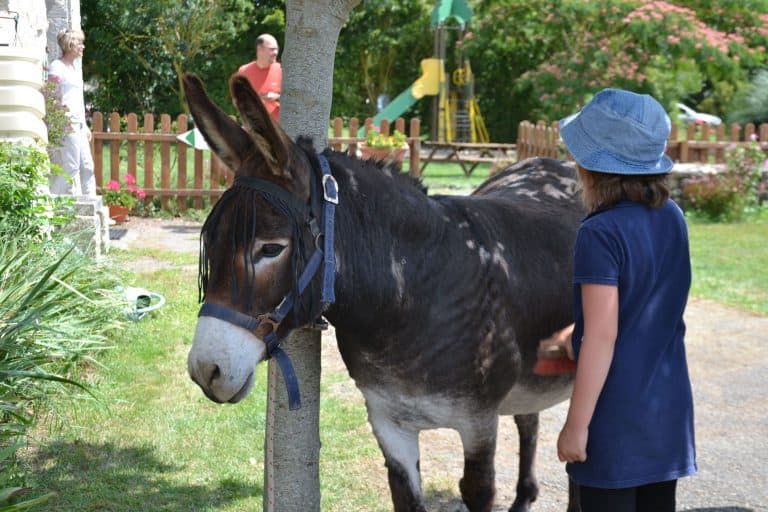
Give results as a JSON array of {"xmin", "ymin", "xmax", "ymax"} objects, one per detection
[
  {"xmin": 516, "ymin": 119, "xmax": 768, "ymax": 162},
  {"xmin": 90, "ymin": 112, "xmax": 421, "ymax": 212}
]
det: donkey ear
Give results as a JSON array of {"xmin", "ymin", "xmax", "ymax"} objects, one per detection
[
  {"xmin": 182, "ymin": 73, "xmax": 254, "ymax": 173},
  {"xmin": 230, "ymin": 75, "xmax": 291, "ymax": 178}
]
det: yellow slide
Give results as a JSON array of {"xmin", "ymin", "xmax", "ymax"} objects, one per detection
[{"xmin": 366, "ymin": 58, "xmax": 443, "ymax": 132}]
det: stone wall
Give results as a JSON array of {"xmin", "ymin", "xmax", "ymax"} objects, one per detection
[
  {"xmin": 45, "ymin": 0, "xmax": 80, "ymax": 66},
  {"xmin": 669, "ymin": 163, "xmax": 768, "ymax": 206},
  {"xmin": 0, "ymin": 0, "xmax": 47, "ymax": 55}
]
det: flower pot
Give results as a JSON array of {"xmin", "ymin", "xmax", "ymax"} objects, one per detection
[
  {"xmin": 108, "ymin": 204, "xmax": 130, "ymax": 223},
  {"xmin": 359, "ymin": 145, "xmax": 407, "ymax": 163}
]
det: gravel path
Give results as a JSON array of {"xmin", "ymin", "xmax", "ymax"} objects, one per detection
[{"xmin": 116, "ymin": 217, "xmax": 768, "ymax": 512}]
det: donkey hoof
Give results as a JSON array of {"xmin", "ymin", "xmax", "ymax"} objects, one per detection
[{"xmin": 508, "ymin": 497, "xmax": 533, "ymax": 512}]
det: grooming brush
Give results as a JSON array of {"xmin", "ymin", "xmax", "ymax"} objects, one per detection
[{"xmin": 533, "ymin": 344, "xmax": 577, "ymax": 376}]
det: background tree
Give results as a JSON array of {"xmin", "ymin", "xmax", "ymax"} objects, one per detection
[
  {"xmin": 82, "ymin": 0, "xmax": 768, "ymax": 141},
  {"xmin": 151, "ymin": 0, "xmax": 254, "ymax": 113},
  {"xmin": 332, "ymin": 0, "xmax": 432, "ymax": 119},
  {"xmin": 82, "ymin": 0, "xmax": 269, "ymax": 114},
  {"xmin": 466, "ymin": 0, "xmax": 768, "ymax": 140},
  {"xmin": 728, "ymin": 68, "xmax": 768, "ymax": 124},
  {"xmin": 265, "ymin": 1, "xmax": 359, "ymax": 510}
]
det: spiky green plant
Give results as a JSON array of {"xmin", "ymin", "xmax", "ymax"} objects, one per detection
[{"xmin": 0, "ymin": 219, "xmax": 127, "ymax": 508}]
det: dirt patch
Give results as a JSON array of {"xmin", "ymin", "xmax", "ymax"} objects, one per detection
[
  {"xmin": 127, "ymin": 217, "xmax": 767, "ymax": 511},
  {"xmin": 109, "ymin": 217, "xmax": 202, "ymax": 254}
]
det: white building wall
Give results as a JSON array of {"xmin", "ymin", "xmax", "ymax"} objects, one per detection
[
  {"xmin": 46, "ymin": 0, "xmax": 80, "ymax": 66},
  {"xmin": 0, "ymin": 0, "xmax": 48, "ymax": 55}
]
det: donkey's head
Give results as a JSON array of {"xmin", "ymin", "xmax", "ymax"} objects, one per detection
[{"xmin": 184, "ymin": 74, "xmax": 327, "ymax": 404}]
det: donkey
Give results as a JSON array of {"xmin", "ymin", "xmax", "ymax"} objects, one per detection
[{"xmin": 184, "ymin": 73, "xmax": 583, "ymax": 512}]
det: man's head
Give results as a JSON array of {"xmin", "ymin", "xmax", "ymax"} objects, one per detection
[{"xmin": 255, "ymin": 34, "xmax": 279, "ymax": 68}]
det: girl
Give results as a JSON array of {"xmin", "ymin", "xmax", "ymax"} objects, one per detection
[{"xmin": 557, "ymin": 88, "xmax": 697, "ymax": 511}]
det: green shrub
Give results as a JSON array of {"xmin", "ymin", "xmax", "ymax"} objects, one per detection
[
  {"xmin": 0, "ymin": 143, "xmax": 73, "ymax": 240},
  {"xmin": 682, "ymin": 139, "xmax": 766, "ymax": 221}
]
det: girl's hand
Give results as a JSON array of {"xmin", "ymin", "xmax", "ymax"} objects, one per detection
[
  {"xmin": 539, "ymin": 323, "xmax": 575, "ymax": 360},
  {"xmin": 557, "ymin": 422, "xmax": 588, "ymax": 463}
]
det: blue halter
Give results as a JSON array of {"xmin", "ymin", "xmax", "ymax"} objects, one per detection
[{"xmin": 198, "ymin": 153, "xmax": 338, "ymax": 410}]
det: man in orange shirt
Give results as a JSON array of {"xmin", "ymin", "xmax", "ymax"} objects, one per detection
[{"xmin": 237, "ymin": 34, "xmax": 282, "ymax": 122}]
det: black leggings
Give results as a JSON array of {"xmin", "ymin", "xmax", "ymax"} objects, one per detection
[{"xmin": 578, "ymin": 479, "xmax": 677, "ymax": 512}]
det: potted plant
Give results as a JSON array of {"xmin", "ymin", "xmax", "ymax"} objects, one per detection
[
  {"xmin": 360, "ymin": 129, "xmax": 408, "ymax": 162},
  {"xmin": 104, "ymin": 174, "xmax": 145, "ymax": 223}
]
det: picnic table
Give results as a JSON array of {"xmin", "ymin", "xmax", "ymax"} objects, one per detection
[{"xmin": 419, "ymin": 141, "xmax": 517, "ymax": 176}]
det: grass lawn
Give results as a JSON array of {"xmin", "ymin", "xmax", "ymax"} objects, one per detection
[
  {"xmin": 19, "ymin": 248, "xmax": 387, "ymax": 512},
  {"xmin": 688, "ymin": 214, "xmax": 768, "ymax": 315}
]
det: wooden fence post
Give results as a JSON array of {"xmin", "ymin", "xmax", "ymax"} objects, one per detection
[
  {"xmin": 143, "ymin": 114, "xmax": 155, "ymax": 204},
  {"xmin": 126, "ymin": 113, "xmax": 137, "ymax": 179},
  {"xmin": 92, "ymin": 112, "xmax": 104, "ymax": 187},
  {"xmin": 348, "ymin": 118, "xmax": 359, "ymax": 154},
  {"xmin": 409, "ymin": 117, "xmax": 421, "ymax": 178},
  {"xmin": 176, "ymin": 114, "xmax": 188, "ymax": 213},
  {"xmin": 109, "ymin": 112, "xmax": 121, "ymax": 182},
  {"xmin": 714, "ymin": 124, "xmax": 725, "ymax": 163},
  {"xmin": 331, "ymin": 117, "xmax": 343, "ymax": 151},
  {"xmin": 745, "ymin": 123, "xmax": 756, "ymax": 143},
  {"xmin": 160, "ymin": 114, "xmax": 172, "ymax": 211},
  {"xmin": 193, "ymin": 146, "xmax": 204, "ymax": 210}
]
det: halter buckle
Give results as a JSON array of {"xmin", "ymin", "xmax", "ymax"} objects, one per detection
[
  {"xmin": 322, "ymin": 174, "xmax": 339, "ymax": 204},
  {"xmin": 256, "ymin": 312, "xmax": 280, "ymax": 334}
]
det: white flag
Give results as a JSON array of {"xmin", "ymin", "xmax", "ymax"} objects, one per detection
[{"xmin": 176, "ymin": 127, "xmax": 210, "ymax": 150}]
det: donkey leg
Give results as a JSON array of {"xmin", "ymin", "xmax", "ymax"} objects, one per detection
[
  {"xmin": 368, "ymin": 414, "xmax": 425, "ymax": 512},
  {"xmin": 457, "ymin": 414, "xmax": 498, "ymax": 512},
  {"xmin": 509, "ymin": 413, "xmax": 540, "ymax": 512}
]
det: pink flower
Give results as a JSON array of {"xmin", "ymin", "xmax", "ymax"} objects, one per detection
[
  {"xmin": 137, "ymin": 189, "xmax": 146, "ymax": 199},
  {"xmin": 125, "ymin": 174, "xmax": 137, "ymax": 185},
  {"xmin": 106, "ymin": 180, "xmax": 120, "ymax": 191}
]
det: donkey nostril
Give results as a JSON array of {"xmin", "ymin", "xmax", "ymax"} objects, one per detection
[{"xmin": 208, "ymin": 364, "xmax": 221, "ymax": 387}]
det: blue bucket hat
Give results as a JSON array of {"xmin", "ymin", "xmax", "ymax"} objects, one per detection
[{"xmin": 559, "ymin": 88, "xmax": 673, "ymax": 175}]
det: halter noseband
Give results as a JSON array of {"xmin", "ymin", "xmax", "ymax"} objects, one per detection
[{"xmin": 198, "ymin": 153, "xmax": 338, "ymax": 410}]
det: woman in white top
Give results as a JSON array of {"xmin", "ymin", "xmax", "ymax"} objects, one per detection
[{"xmin": 48, "ymin": 29, "xmax": 96, "ymax": 197}]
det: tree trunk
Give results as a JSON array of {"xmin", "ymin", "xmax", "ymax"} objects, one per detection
[{"xmin": 263, "ymin": 2, "xmax": 360, "ymax": 511}]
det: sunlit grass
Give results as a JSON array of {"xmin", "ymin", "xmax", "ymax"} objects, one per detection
[
  {"xmin": 19, "ymin": 248, "xmax": 386, "ymax": 511},
  {"xmin": 688, "ymin": 214, "xmax": 768, "ymax": 315}
]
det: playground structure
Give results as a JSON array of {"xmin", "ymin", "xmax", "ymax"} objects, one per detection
[{"xmin": 365, "ymin": 0, "xmax": 489, "ymax": 143}]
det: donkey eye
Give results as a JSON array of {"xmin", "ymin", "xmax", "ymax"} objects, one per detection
[{"xmin": 260, "ymin": 243, "xmax": 286, "ymax": 258}]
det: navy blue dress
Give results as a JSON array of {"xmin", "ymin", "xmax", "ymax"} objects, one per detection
[{"xmin": 567, "ymin": 199, "xmax": 697, "ymax": 488}]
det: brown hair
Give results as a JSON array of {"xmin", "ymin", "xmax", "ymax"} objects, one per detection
[
  {"xmin": 577, "ymin": 165, "xmax": 670, "ymax": 212},
  {"xmin": 56, "ymin": 29, "xmax": 85, "ymax": 54}
]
